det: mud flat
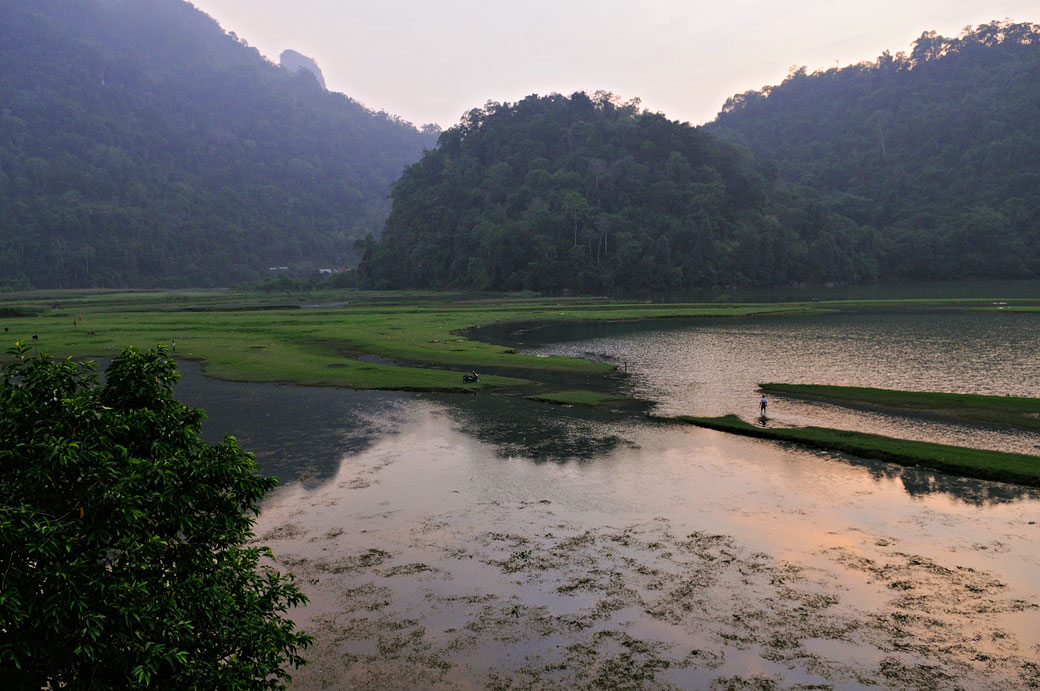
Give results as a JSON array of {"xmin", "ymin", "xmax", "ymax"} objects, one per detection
[{"xmin": 252, "ymin": 399, "xmax": 1040, "ymax": 689}]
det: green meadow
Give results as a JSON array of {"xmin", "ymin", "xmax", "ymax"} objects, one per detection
[{"xmin": 0, "ymin": 289, "xmax": 808, "ymax": 392}]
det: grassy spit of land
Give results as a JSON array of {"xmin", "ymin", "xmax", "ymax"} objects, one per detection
[
  {"xmin": 525, "ymin": 390, "xmax": 646, "ymax": 409},
  {"xmin": 674, "ymin": 415, "xmax": 1040, "ymax": 487},
  {"xmin": 760, "ymin": 383, "xmax": 1040, "ymax": 430}
]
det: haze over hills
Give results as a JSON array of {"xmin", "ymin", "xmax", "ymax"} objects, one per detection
[
  {"xmin": 2, "ymin": 2, "xmax": 1037, "ymax": 291},
  {"xmin": 361, "ymin": 21, "xmax": 1040, "ymax": 292},
  {"xmin": 0, "ymin": 0, "xmax": 436, "ymax": 288},
  {"xmin": 707, "ymin": 21, "xmax": 1040, "ymax": 280}
]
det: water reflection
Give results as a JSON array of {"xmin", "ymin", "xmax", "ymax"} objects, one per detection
[
  {"xmin": 434, "ymin": 393, "xmax": 1040, "ymax": 505},
  {"xmin": 644, "ymin": 278, "xmax": 1040, "ymax": 303},
  {"xmin": 169, "ymin": 357, "xmax": 1039, "ymax": 506},
  {"xmin": 172, "ymin": 361, "xmax": 409, "ymax": 484},
  {"xmin": 428, "ymin": 392, "xmax": 637, "ymax": 463},
  {"xmin": 518, "ymin": 311, "xmax": 1040, "ymax": 455},
  {"xmin": 817, "ymin": 449, "xmax": 1040, "ymax": 506},
  {"xmin": 897, "ymin": 467, "xmax": 1040, "ymax": 505},
  {"xmin": 254, "ymin": 394, "xmax": 1040, "ymax": 690}
]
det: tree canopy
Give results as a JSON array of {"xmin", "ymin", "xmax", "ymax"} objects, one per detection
[
  {"xmin": 359, "ymin": 91, "xmax": 878, "ymax": 293},
  {"xmin": 0, "ymin": 343, "xmax": 312, "ymax": 688},
  {"xmin": 707, "ymin": 20, "xmax": 1040, "ymax": 280},
  {"xmin": 0, "ymin": 0, "xmax": 436, "ymax": 289}
]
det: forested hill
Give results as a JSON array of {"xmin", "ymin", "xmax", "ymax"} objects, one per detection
[
  {"xmin": 0, "ymin": 0, "xmax": 436, "ymax": 288},
  {"xmin": 707, "ymin": 21, "xmax": 1040, "ymax": 280},
  {"xmin": 358, "ymin": 92, "xmax": 878, "ymax": 292}
]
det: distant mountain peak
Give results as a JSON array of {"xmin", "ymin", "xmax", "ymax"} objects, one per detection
[{"xmin": 279, "ymin": 49, "xmax": 326, "ymax": 90}]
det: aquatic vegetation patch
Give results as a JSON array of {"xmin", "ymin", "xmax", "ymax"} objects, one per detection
[{"xmin": 259, "ymin": 496, "xmax": 1039, "ymax": 689}]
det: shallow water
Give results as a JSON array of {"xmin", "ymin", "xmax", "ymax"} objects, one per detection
[
  {"xmin": 252, "ymin": 395, "xmax": 1040, "ymax": 689},
  {"xmin": 172, "ymin": 358, "xmax": 1040, "ymax": 689},
  {"xmin": 173, "ymin": 366, "xmax": 408, "ymax": 484},
  {"xmin": 518, "ymin": 310, "xmax": 1040, "ymax": 454}
]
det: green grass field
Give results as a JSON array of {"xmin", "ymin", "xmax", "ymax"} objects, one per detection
[
  {"xmin": 675, "ymin": 415, "xmax": 1040, "ymax": 487},
  {"xmin": 0, "ymin": 289, "xmax": 808, "ymax": 391},
  {"xmin": 760, "ymin": 383, "xmax": 1040, "ymax": 430}
]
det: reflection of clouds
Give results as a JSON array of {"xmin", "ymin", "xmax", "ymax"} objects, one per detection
[{"xmin": 249, "ymin": 372, "xmax": 1040, "ymax": 689}]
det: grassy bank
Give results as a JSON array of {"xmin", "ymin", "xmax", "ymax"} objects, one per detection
[
  {"xmin": 0, "ymin": 289, "xmax": 809, "ymax": 392},
  {"xmin": 760, "ymin": 383, "xmax": 1040, "ymax": 430},
  {"xmin": 3, "ymin": 290, "xmax": 1037, "ymax": 397},
  {"xmin": 675, "ymin": 415, "xmax": 1040, "ymax": 487}
]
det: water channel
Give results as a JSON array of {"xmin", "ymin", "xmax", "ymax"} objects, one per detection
[{"xmin": 172, "ymin": 308, "xmax": 1040, "ymax": 689}]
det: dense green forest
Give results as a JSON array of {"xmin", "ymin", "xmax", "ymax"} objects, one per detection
[
  {"xmin": 707, "ymin": 21, "xmax": 1040, "ymax": 280},
  {"xmin": 361, "ymin": 22, "xmax": 1040, "ymax": 292},
  {"xmin": 359, "ymin": 92, "xmax": 879, "ymax": 292},
  {"xmin": 0, "ymin": 0, "xmax": 436, "ymax": 288}
]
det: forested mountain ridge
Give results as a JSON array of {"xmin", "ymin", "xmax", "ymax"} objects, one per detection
[
  {"xmin": 0, "ymin": 0, "xmax": 436, "ymax": 288},
  {"xmin": 358, "ymin": 92, "xmax": 878, "ymax": 292},
  {"xmin": 707, "ymin": 21, "xmax": 1040, "ymax": 280}
]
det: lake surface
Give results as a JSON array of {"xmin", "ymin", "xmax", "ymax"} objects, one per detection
[
  {"xmin": 170, "ymin": 305, "xmax": 1040, "ymax": 691},
  {"xmin": 518, "ymin": 310, "xmax": 1040, "ymax": 454}
]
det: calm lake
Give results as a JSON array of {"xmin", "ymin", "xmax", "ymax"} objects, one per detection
[
  {"xmin": 517, "ymin": 310, "xmax": 1040, "ymax": 454},
  {"xmin": 172, "ymin": 307, "xmax": 1040, "ymax": 689}
]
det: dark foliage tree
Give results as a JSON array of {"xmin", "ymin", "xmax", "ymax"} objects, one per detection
[
  {"xmin": 708, "ymin": 20, "xmax": 1040, "ymax": 280},
  {"xmin": 0, "ymin": 343, "xmax": 312, "ymax": 689},
  {"xmin": 0, "ymin": 0, "xmax": 436, "ymax": 289},
  {"xmin": 359, "ymin": 92, "xmax": 876, "ymax": 293}
]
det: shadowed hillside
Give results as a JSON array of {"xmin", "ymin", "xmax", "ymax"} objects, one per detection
[{"xmin": 0, "ymin": 0, "xmax": 436, "ymax": 288}]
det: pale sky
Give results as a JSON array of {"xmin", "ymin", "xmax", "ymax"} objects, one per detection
[{"xmin": 189, "ymin": 0, "xmax": 1037, "ymax": 129}]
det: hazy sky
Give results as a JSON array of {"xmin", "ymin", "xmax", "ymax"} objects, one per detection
[{"xmin": 190, "ymin": 0, "xmax": 1037, "ymax": 129}]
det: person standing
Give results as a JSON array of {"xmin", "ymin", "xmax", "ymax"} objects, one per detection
[{"xmin": 759, "ymin": 395, "xmax": 768, "ymax": 415}]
